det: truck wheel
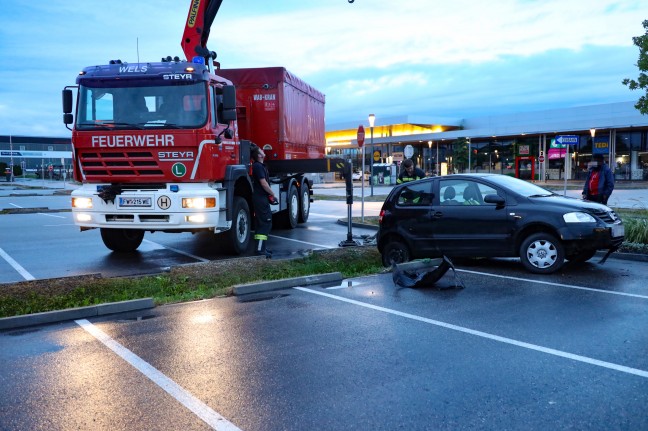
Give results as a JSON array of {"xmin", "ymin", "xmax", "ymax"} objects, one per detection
[
  {"xmin": 100, "ymin": 228, "xmax": 144, "ymax": 252},
  {"xmin": 227, "ymin": 196, "xmax": 252, "ymax": 255},
  {"xmin": 519, "ymin": 232, "xmax": 565, "ymax": 274},
  {"xmin": 284, "ymin": 185, "xmax": 299, "ymax": 229},
  {"xmin": 298, "ymin": 181, "xmax": 310, "ymax": 223}
]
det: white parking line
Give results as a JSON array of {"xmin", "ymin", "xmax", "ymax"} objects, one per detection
[
  {"xmin": 0, "ymin": 246, "xmax": 35, "ymax": 280},
  {"xmin": 268, "ymin": 234, "xmax": 331, "ymax": 249},
  {"xmin": 308, "ymin": 212, "xmax": 340, "ymax": 219},
  {"xmin": 458, "ymin": 269, "xmax": 648, "ymax": 300},
  {"xmin": 76, "ymin": 319, "xmax": 242, "ymax": 431},
  {"xmin": 37, "ymin": 213, "xmax": 66, "ymax": 218},
  {"xmin": 295, "ymin": 287, "xmax": 648, "ymax": 379},
  {"xmin": 8, "ymin": 202, "xmax": 67, "ymax": 218},
  {"xmin": 142, "ymin": 239, "xmax": 210, "ymax": 263}
]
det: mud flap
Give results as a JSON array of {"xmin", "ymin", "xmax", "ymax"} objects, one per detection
[{"xmin": 392, "ymin": 256, "xmax": 465, "ymax": 289}]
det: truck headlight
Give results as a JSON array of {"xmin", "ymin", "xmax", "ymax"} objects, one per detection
[
  {"xmin": 186, "ymin": 214, "xmax": 206, "ymax": 223},
  {"xmin": 72, "ymin": 197, "xmax": 93, "ymax": 209},
  {"xmin": 563, "ymin": 212, "xmax": 596, "ymax": 223},
  {"xmin": 76, "ymin": 213, "xmax": 92, "ymax": 222},
  {"xmin": 182, "ymin": 197, "xmax": 215, "ymax": 209}
]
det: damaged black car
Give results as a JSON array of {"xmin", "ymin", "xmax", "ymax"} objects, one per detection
[{"xmin": 377, "ymin": 174, "xmax": 624, "ymax": 274}]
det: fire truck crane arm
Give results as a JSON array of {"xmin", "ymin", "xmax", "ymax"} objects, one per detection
[{"xmin": 181, "ymin": 0, "xmax": 224, "ymax": 61}]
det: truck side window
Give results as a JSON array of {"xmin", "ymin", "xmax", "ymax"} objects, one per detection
[{"xmin": 210, "ymin": 86, "xmax": 217, "ymax": 128}]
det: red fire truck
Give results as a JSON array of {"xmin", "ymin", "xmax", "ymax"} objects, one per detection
[{"xmin": 62, "ymin": 0, "xmax": 352, "ymax": 255}]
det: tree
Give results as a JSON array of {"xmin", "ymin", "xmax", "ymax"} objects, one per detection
[
  {"xmin": 452, "ymin": 137, "xmax": 470, "ymax": 172},
  {"xmin": 622, "ymin": 20, "xmax": 648, "ymax": 115}
]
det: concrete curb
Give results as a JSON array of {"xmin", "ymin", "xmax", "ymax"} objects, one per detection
[
  {"xmin": 0, "ymin": 298, "xmax": 155, "ymax": 331},
  {"xmin": 233, "ymin": 272, "xmax": 343, "ymax": 296}
]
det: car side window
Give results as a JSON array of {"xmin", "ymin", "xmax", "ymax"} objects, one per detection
[
  {"xmin": 474, "ymin": 183, "xmax": 499, "ymax": 205},
  {"xmin": 440, "ymin": 182, "xmax": 461, "ymax": 205},
  {"xmin": 397, "ymin": 182, "xmax": 433, "ymax": 206},
  {"xmin": 439, "ymin": 180, "xmax": 499, "ymax": 206},
  {"xmin": 440, "ymin": 180, "xmax": 467, "ymax": 205}
]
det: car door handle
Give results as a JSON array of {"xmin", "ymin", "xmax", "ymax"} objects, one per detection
[{"xmin": 432, "ymin": 211, "xmax": 443, "ymax": 218}]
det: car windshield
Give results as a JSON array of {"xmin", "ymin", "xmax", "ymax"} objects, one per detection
[
  {"xmin": 76, "ymin": 81, "xmax": 208, "ymax": 130},
  {"xmin": 485, "ymin": 175, "xmax": 554, "ymax": 197}
]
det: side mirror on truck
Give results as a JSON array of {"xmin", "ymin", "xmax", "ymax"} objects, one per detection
[
  {"xmin": 221, "ymin": 85, "xmax": 237, "ymax": 123},
  {"xmin": 62, "ymin": 89, "xmax": 73, "ymax": 125}
]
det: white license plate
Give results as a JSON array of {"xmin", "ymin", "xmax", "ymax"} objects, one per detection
[
  {"xmin": 611, "ymin": 224, "xmax": 624, "ymax": 237},
  {"xmin": 119, "ymin": 197, "xmax": 152, "ymax": 208}
]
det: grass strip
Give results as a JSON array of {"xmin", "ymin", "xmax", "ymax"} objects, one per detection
[{"xmin": 0, "ymin": 247, "xmax": 383, "ymax": 318}]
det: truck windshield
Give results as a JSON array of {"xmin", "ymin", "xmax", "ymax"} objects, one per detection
[{"xmin": 75, "ymin": 81, "xmax": 208, "ymax": 130}]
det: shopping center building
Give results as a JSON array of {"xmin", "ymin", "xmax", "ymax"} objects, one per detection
[
  {"xmin": 3, "ymin": 100, "xmax": 648, "ymax": 182},
  {"xmin": 325, "ymin": 101, "xmax": 648, "ymax": 182}
]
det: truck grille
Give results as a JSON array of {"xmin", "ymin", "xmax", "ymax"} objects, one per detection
[
  {"xmin": 105, "ymin": 214, "xmax": 170, "ymax": 223},
  {"xmin": 79, "ymin": 151, "xmax": 163, "ymax": 179}
]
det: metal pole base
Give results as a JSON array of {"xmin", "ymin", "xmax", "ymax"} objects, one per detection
[{"xmin": 339, "ymin": 239, "xmax": 361, "ymax": 247}]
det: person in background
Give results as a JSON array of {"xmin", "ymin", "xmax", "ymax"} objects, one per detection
[
  {"xmin": 397, "ymin": 159, "xmax": 425, "ymax": 184},
  {"xmin": 582, "ymin": 153, "xmax": 614, "ymax": 205},
  {"xmin": 251, "ymin": 146, "xmax": 278, "ymax": 258}
]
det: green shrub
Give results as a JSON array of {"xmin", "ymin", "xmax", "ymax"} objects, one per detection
[{"xmin": 624, "ymin": 218, "xmax": 648, "ymax": 244}]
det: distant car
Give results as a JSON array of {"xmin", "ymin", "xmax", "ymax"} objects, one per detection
[
  {"xmin": 352, "ymin": 171, "xmax": 368, "ymax": 181},
  {"xmin": 377, "ymin": 174, "xmax": 624, "ymax": 274}
]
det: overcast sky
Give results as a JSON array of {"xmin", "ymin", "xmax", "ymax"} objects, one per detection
[{"xmin": 1, "ymin": 0, "xmax": 647, "ymax": 138}]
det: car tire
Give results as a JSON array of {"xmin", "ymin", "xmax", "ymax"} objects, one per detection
[
  {"xmin": 519, "ymin": 232, "xmax": 565, "ymax": 274},
  {"xmin": 566, "ymin": 249, "xmax": 597, "ymax": 264},
  {"xmin": 100, "ymin": 228, "xmax": 144, "ymax": 252},
  {"xmin": 381, "ymin": 240, "xmax": 411, "ymax": 267}
]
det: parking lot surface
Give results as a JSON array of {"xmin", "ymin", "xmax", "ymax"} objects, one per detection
[{"xmin": 2, "ymin": 257, "xmax": 647, "ymax": 430}]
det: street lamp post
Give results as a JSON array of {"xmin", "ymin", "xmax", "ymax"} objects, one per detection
[
  {"xmin": 590, "ymin": 127, "xmax": 597, "ymax": 162},
  {"xmin": 427, "ymin": 140, "xmax": 432, "ymax": 175},
  {"xmin": 467, "ymin": 138, "xmax": 471, "ymax": 173},
  {"xmin": 369, "ymin": 114, "xmax": 375, "ymax": 196},
  {"xmin": 436, "ymin": 141, "xmax": 439, "ymax": 176},
  {"xmin": 488, "ymin": 147, "xmax": 492, "ymax": 173}
]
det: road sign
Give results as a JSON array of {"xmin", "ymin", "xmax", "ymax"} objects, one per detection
[
  {"xmin": 357, "ymin": 125, "xmax": 365, "ymax": 148},
  {"xmin": 556, "ymin": 135, "xmax": 579, "ymax": 145},
  {"xmin": 538, "ymin": 155, "xmax": 545, "ymax": 163},
  {"xmin": 404, "ymin": 145, "xmax": 414, "ymax": 158}
]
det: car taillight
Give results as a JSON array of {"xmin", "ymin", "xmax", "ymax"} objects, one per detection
[{"xmin": 379, "ymin": 209, "xmax": 385, "ymax": 224}]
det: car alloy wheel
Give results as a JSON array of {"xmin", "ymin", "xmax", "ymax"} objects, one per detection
[{"xmin": 520, "ymin": 232, "xmax": 565, "ymax": 274}]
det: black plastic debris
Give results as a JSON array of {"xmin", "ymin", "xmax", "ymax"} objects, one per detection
[{"xmin": 392, "ymin": 256, "xmax": 465, "ymax": 289}]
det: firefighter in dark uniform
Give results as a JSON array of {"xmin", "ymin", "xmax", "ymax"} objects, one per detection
[
  {"xmin": 251, "ymin": 146, "xmax": 277, "ymax": 258},
  {"xmin": 397, "ymin": 159, "xmax": 425, "ymax": 184}
]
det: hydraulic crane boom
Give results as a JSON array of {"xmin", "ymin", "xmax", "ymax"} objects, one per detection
[
  {"xmin": 181, "ymin": 0, "xmax": 224, "ymax": 61},
  {"xmin": 181, "ymin": 0, "xmax": 356, "ymax": 63}
]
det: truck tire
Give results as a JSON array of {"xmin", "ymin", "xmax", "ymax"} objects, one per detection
[
  {"xmin": 519, "ymin": 232, "xmax": 565, "ymax": 274},
  {"xmin": 284, "ymin": 185, "xmax": 299, "ymax": 229},
  {"xmin": 100, "ymin": 228, "xmax": 144, "ymax": 252},
  {"xmin": 298, "ymin": 181, "xmax": 310, "ymax": 223},
  {"xmin": 227, "ymin": 196, "xmax": 252, "ymax": 255}
]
